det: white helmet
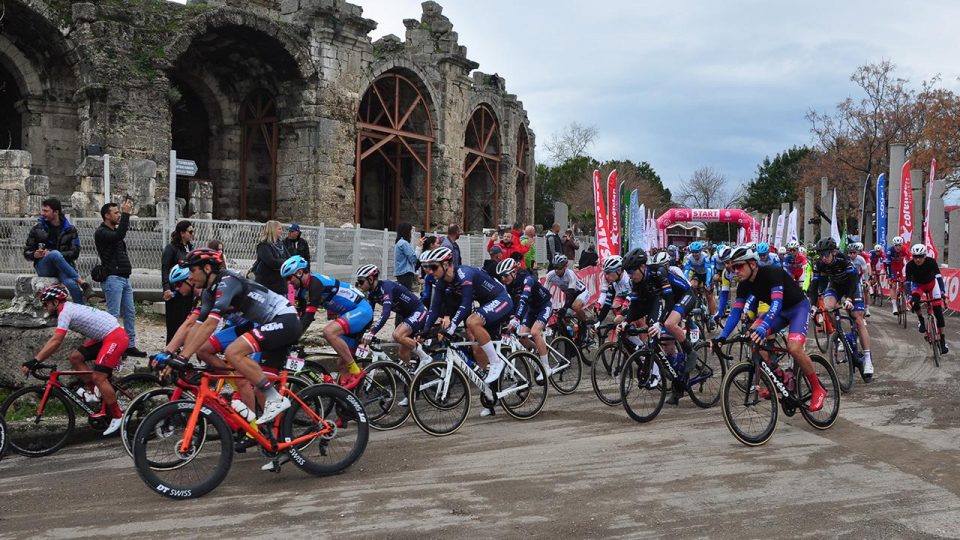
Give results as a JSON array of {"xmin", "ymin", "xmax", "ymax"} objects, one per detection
[
  {"xmin": 651, "ymin": 251, "xmax": 671, "ymax": 266},
  {"xmin": 777, "ymin": 246, "xmax": 787, "ymax": 255},
  {"xmin": 729, "ymin": 245, "xmax": 758, "ymax": 263},
  {"xmin": 893, "ymin": 236, "xmax": 904, "ymax": 246},
  {"xmin": 911, "ymin": 243, "xmax": 928, "ymax": 257},
  {"xmin": 874, "ymin": 244, "xmax": 883, "ymax": 252},
  {"xmin": 850, "ymin": 242, "xmax": 863, "ymax": 251},
  {"xmin": 422, "ymin": 247, "xmax": 453, "ymax": 263},
  {"xmin": 355, "ymin": 264, "xmax": 380, "ymax": 280},
  {"xmin": 602, "ymin": 255, "xmax": 623, "ymax": 273},
  {"xmin": 495, "ymin": 258, "xmax": 519, "ymax": 276},
  {"xmin": 786, "ymin": 240, "xmax": 800, "ymax": 250}
]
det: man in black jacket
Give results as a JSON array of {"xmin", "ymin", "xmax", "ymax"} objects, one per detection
[
  {"xmin": 23, "ymin": 198, "xmax": 91, "ymax": 304},
  {"xmin": 95, "ymin": 200, "xmax": 145, "ymax": 357},
  {"xmin": 282, "ymin": 224, "xmax": 310, "ymax": 265}
]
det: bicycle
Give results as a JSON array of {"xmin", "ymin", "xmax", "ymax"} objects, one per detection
[
  {"xmin": 618, "ymin": 334, "xmax": 720, "ymax": 423},
  {"xmin": 547, "ymin": 307, "xmax": 594, "ymax": 367},
  {"xmin": 717, "ymin": 336, "xmax": 840, "ymax": 446},
  {"xmin": 918, "ymin": 299, "xmax": 945, "ymax": 368},
  {"xmin": 0, "ymin": 363, "xmax": 160, "ymax": 457},
  {"xmin": 590, "ymin": 324, "xmax": 637, "ymax": 406},
  {"xmin": 407, "ymin": 331, "xmax": 547, "ymax": 436},
  {"xmin": 868, "ymin": 273, "xmax": 884, "ymax": 306},
  {"xmin": 502, "ymin": 327, "xmax": 582, "ymax": 394},
  {"xmin": 891, "ymin": 277, "xmax": 907, "ymax": 328},
  {"xmin": 822, "ymin": 306, "xmax": 864, "ymax": 393},
  {"xmin": 131, "ymin": 360, "xmax": 368, "ymax": 499}
]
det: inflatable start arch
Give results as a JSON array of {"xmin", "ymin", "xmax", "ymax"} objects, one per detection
[{"xmin": 656, "ymin": 208, "xmax": 759, "ymax": 242}]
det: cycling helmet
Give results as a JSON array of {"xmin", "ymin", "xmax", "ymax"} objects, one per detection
[
  {"xmin": 422, "ymin": 246, "xmax": 453, "ymax": 264},
  {"xmin": 873, "ymin": 244, "xmax": 883, "ymax": 252},
  {"xmin": 38, "ymin": 283, "xmax": 69, "ymax": 303},
  {"xmin": 718, "ymin": 245, "xmax": 733, "ymax": 262},
  {"xmin": 280, "ymin": 255, "xmax": 310, "ymax": 278},
  {"xmin": 892, "ymin": 236, "xmax": 904, "ymax": 246},
  {"xmin": 651, "ymin": 251, "xmax": 671, "ymax": 266},
  {"xmin": 778, "ymin": 246, "xmax": 787, "ymax": 255},
  {"xmin": 418, "ymin": 250, "xmax": 434, "ymax": 263},
  {"xmin": 495, "ymin": 258, "xmax": 519, "ymax": 276},
  {"xmin": 169, "ymin": 264, "xmax": 191, "ymax": 284},
  {"xmin": 756, "ymin": 242, "xmax": 770, "ymax": 255},
  {"xmin": 689, "ymin": 241, "xmax": 703, "ymax": 253},
  {"xmin": 911, "ymin": 243, "xmax": 928, "ymax": 257},
  {"xmin": 799, "ymin": 246, "xmax": 807, "ymax": 255},
  {"xmin": 182, "ymin": 248, "xmax": 224, "ymax": 270},
  {"xmin": 553, "ymin": 254, "xmax": 568, "ymax": 267},
  {"xmin": 850, "ymin": 242, "xmax": 863, "ymax": 251},
  {"xmin": 815, "ymin": 237, "xmax": 838, "ymax": 253},
  {"xmin": 602, "ymin": 255, "xmax": 623, "ymax": 273},
  {"xmin": 667, "ymin": 245, "xmax": 678, "ymax": 253},
  {"xmin": 622, "ymin": 248, "xmax": 648, "ymax": 272},
  {"xmin": 355, "ymin": 264, "xmax": 380, "ymax": 280},
  {"xmin": 786, "ymin": 240, "xmax": 800, "ymax": 250},
  {"xmin": 728, "ymin": 245, "xmax": 758, "ymax": 263}
]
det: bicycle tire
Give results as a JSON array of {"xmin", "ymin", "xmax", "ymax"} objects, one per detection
[
  {"xmin": 577, "ymin": 327, "xmax": 596, "ymax": 367},
  {"xmin": 548, "ymin": 336, "xmax": 582, "ymax": 394},
  {"xmin": 0, "ymin": 414, "xmax": 7, "ymax": 461},
  {"xmin": 409, "ymin": 360, "xmax": 471, "ymax": 436},
  {"xmin": 619, "ymin": 351, "xmax": 666, "ymax": 423},
  {"xmin": 281, "ymin": 383, "xmax": 369, "ymax": 476},
  {"xmin": 356, "ymin": 361, "xmax": 410, "ymax": 431},
  {"xmin": 0, "ymin": 386, "xmax": 75, "ymax": 457},
  {"xmin": 721, "ymin": 340, "xmax": 752, "ymax": 393},
  {"xmin": 591, "ymin": 342, "xmax": 628, "ymax": 406},
  {"xmin": 929, "ymin": 312, "xmax": 941, "ymax": 368},
  {"xmin": 798, "ymin": 354, "xmax": 840, "ymax": 430},
  {"xmin": 133, "ymin": 400, "xmax": 231, "ymax": 499},
  {"xmin": 813, "ymin": 313, "xmax": 828, "ymax": 353},
  {"xmin": 720, "ymin": 361, "xmax": 778, "ymax": 446},
  {"xmin": 687, "ymin": 341, "xmax": 723, "ymax": 408},
  {"xmin": 499, "ymin": 351, "xmax": 547, "ymax": 420},
  {"xmin": 828, "ymin": 333, "xmax": 855, "ymax": 393},
  {"xmin": 121, "ymin": 387, "xmax": 176, "ymax": 459}
]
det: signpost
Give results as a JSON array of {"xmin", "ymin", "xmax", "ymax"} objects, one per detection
[{"xmin": 169, "ymin": 151, "xmax": 198, "ymax": 230}]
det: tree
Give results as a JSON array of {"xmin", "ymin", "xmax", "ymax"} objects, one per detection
[
  {"xmin": 534, "ymin": 155, "xmax": 596, "ymax": 227},
  {"xmin": 544, "ymin": 122, "xmax": 597, "ymax": 164},
  {"xmin": 677, "ymin": 166, "xmax": 733, "ymax": 209},
  {"xmin": 741, "ymin": 146, "xmax": 811, "ymax": 213}
]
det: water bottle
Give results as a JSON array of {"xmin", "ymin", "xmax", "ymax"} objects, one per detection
[
  {"xmin": 231, "ymin": 396, "xmax": 256, "ymax": 424},
  {"xmin": 689, "ymin": 320, "xmax": 700, "ymax": 343},
  {"xmin": 566, "ymin": 323, "xmax": 575, "ymax": 336}
]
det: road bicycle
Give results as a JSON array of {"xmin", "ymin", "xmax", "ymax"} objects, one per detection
[
  {"xmin": 810, "ymin": 297, "xmax": 835, "ymax": 354},
  {"xmin": 716, "ymin": 336, "xmax": 840, "ymax": 446},
  {"xmin": 618, "ymin": 335, "xmax": 720, "ymax": 423},
  {"xmin": 501, "ymin": 327, "xmax": 582, "ymax": 394},
  {"xmin": 407, "ymin": 331, "xmax": 547, "ymax": 436},
  {"xmin": 918, "ymin": 299, "xmax": 946, "ymax": 368},
  {"xmin": 1, "ymin": 363, "xmax": 160, "ymax": 457},
  {"xmin": 868, "ymin": 273, "xmax": 884, "ymax": 306},
  {"xmin": 821, "ymin": 306, "xmax": 865, "ymax": 392},
  {"xmin": 891, "ymin": 276, "xmax": 908, "ymax": 328},
  {"xmin": 131, "ymin": 360, "xmax": 368, "ymax": 499},
  {"xmin": 590, "ymin": 324, "xmax": 637, "ymax": 406},
  {"xmin": 547, "ymin": 307, "xmax": 595, "ymax": 367}
]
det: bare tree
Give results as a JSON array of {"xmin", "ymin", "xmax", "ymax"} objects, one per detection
[
  {"xmin": 544, "ymin": 122, "xmax": 597, "ymax": 164},
  {"xmin": 677, "ymin": 166, "xmax": 731, "ymax": 208}
]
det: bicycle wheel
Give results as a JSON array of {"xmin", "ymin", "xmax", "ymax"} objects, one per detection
[
  {"xmin": 499, "ymin": 351, "xmax": 547, "ymax": 420},
  {"xmin": 0, "ymin": 415, "xmax": 7, "ymax": 461},
  {"xmin": 687, "ymin": 341, "xmax": 723, "ymax": 408},
  {"xmin": 827, "ymin": 333, "xmax": 855, "ymax": 393},
  {"xmin": 548, "ymin": 336, "xmax": 582, "ymax": 394},
  {"xmin": 355, "ymin": 361, "xmax": 410, "ymax": 431},
  {"xmin": 133, "ymin": 401, "xmax": 232, "ymax": 499},
  {"xmin": 591, "ymin": 342, "xmax": 628, "ymax": 406},
  {"xmin": 281, "ymin": 384, "xmax": 369, "ymax": 476},
  {"xmin": 122, "ymin": 387, "xmax": 176, "ymax": 458},
  {"xmin": 619, "ymin": 351, "xmax": 666, "ymax": 423},
  {"xmin": 799, "ymin": 354, "xmax": 840, "ymax": 430},
  {"xmin": 578, "ymin": 326, "xmax": 596, "ymax": 367},
  {"xmin": 898, "ymin": 293, "xmax": 907, "ymax": 328},
  {"xmin": 722, "ymin": 340, "xmax": 752, "ymax": 393},
  {"xmin": 0, "ymin": 386, "xmax": 75, "ymax": 457},
  {"xmin": 720, "ymin": 362, "xmax": 778, "ymax": 446},
  {"xmin": 929, "ymin": 313, "xmax": 941, "ymax": 368},
  {"xmin": 409, "ymin": 360, "xmax": 471, "ymax": 436},
  {"xmin": 813, "ymin": 313, "xmax": 828, "ymax": 353}
]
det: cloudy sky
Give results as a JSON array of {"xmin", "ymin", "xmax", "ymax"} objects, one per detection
[{"xmin": 172, "ymin": 0, "xmax": 960, "ymax": 198}]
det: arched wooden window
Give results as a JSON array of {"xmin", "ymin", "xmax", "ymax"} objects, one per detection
[
  {"xmin": 463, "ymin": 105, "xmax": 501, "ymax": 231},
  {"xmin": 239, "ymin": 90, "xmax": 278, "ymax": 220}
]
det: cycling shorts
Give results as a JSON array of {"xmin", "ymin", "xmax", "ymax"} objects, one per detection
[
  {"xmin": 475, "ymin": 293, "xmax": 514, "ymax": 335},
  {"xmin": 669, "ymin": 292, "xmax": 698, "ymax": 317},
  {"xmin": 574, "ymin": 289, "xmax": 591, "ymax": 305},
  {"xmin": 239, "ymin": 313, "xmax": 303, "ymax": 369},
  {"xmin": 913, "ymin": 279, "xmax": 943, "ymax": 307},
  {"xmin": 763, "ymin": 298, "xmax": 811, "ymax": 344},
  {"xmin": 209, "ymin": 323, "xmax": 261, "ymax": 362},
  {"xmin": 78, "ymin": 327, "xmax": 129, "ymax": 374},
  {"xmin": 522, "ymin": 302, "xmax": 553, "ymax": 329},
  {"xmin": 824, "ymin": 280, "xmax": 865, "ymax": 312},
  {"xmin": 398, "ymin": 309, "xmax": 427, "ymax": 334},
  {"xmin": 335, "ymin": 301, "xmax": 374, "ymax": 336},
  {"xmin": 691, "ymin": 272, "xmax": 708, "ymax": 287}
]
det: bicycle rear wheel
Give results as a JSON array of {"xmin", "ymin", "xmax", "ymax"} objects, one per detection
[
  {"xmin": 409, "ymin": 360, "xmax": 471, "ymax": 436},
  {"xmin": 828, "ymin": 334, "xmax": 855, "ymax": 393},
  {"xmin": 591, "ymin": 342, "xmax": 628, "ymax": 406},
  {"xmin": 619, "ymin": 352, "xmax": 666, "ymax": 423},
  {"xmin": 0, "ymin": 415, "xmax": 7, "ymax": 461},
  {"xmin": 548, "ymin": 336, "xmax": 582, "ymax": 394},
  {"xmin": 355, "ymin": 361, "xmax": 410, "ymax": 431},
  {"xmin": 720, "ymin": 362, "xmax": 778, "ymax": 446},
  {"xmin": 499, "ymin": 352, "xmax": 547, "ymax": 419},
  {"xmin": 122, "ymin": 387, "xmax": 176, "ymax": 458},
  {"xmin": 687, "ymin": 341, "xmax": 723, "ymax": 408},
  {"xmin": 799, "ymin": 354, "xmax": 840, "ymax": 429},
  {"xmin": 281, "ymin": 384, "xmax": 369, "ymax": 476},
  {"xmin": 133, "ymin": 401, "xmax": 232, "ymax": 499},
  {"xmin": 928, "ymin": 312, "xmax": 941, "ymax": 368},
  {"xmin": 1, "ymin": 386, "xmax": 75, "ymax": 457},
  {"xmin": 812, "ymin": 313, "xmax": 828, "ymax": 353}
]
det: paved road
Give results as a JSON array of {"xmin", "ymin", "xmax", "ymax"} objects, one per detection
[{"xmin": 2, "ymin": 309, "xmax": 959, "ymax": 539}]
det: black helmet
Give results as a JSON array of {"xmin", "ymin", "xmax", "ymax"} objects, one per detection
[
  {"xmin": 622, "ymin": 248, "xmax": 648, "ymax": 272},
  {"xmin": 815, "ymin": 237, "xmax": 838, "ymax": 253}
]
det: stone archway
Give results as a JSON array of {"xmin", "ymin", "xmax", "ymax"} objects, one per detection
[
  {"xmin": 0, "ymin": 61, "xmax": 23, "ymax": 150},
  {"xmin": 514, "ymin": 126, "xmax": 530, "ymax": 223},
  {"xmin": 463, "ymin": 104, "xmax": 501, "ymax": 232}
]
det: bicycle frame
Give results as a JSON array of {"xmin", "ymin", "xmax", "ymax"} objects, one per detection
[
  {"xmin": 35, "ymin": 369, "xmax": 111, "ymax": 419},
  {"xmin": 419, "ymin": 340, "xmax": 529, "ymax": 404}
]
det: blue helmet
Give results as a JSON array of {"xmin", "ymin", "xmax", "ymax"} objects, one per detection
[
  {"xmin": 169, "ymin": 264, "xmax": 191, "ymax": 285},
  {"xmin": 757, "ymin": 242, "xmax": 770, "ymax": 255},
  {"xmin": 689, "ymin": 241, "xmax": 703, "ymax": 253},
  {"xmin": 280, "ymin": 255, "xmax": 309, "ymax": 278}
]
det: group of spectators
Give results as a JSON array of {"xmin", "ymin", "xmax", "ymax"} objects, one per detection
[{"xmin": 481, "ymin": 222, "xmax": 598, "ymax": 276}]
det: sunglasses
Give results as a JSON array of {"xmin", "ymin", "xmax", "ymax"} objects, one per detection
[
  {"xmin": 186, "ymin": 229, "xmax": 195, "ymax": 233},
  {"xmin": 912, "ymin": 254, "xmax": 925, "ymax": 259},
  {"xmin": 423, "ymin": 264, "xmax": 440, "ymax": 271},
  {"xmin": 731, "ymin": 262, "xmax": 748, "ymax": 270}
]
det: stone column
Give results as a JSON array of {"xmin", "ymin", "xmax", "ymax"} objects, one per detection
[
  {"xmin": 804, "ymin": 186, "xmax": 815, "ymax": 244},
  {"xmin": 888, "ymin": 143, "xmax": 906, "ymax": 244},
  {"xmin": 911, "ymin": 169, "xmax": 923, "ymax": 245},
  {"xmin": 931, "ymin": 181, "xmax": 946, "ymax": 260},
  {"xmin": 0, "ymin": 150, "xmax": 31, "ymax": 216},
  {"xmin": 820, "ymin": 177, "xmax": 830, "ymax": 240},
  {"xmin": 950, "ymin": 209, "xmax": 960, "ymax": 269}
]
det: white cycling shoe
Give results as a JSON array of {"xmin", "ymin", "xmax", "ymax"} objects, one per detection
[
  {"xmin": 483, "ymin": 360, "xmax": 504, "ymax": 384},
  {"xmin": 257, "ymin": 397, "xmax": 291, "ymax": 424},
  {"xmin": 103, "ymin": 417, "xmax": 123, "ymax": 436}
]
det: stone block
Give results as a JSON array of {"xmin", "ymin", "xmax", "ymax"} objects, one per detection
[
  {"xmin": 281, "ymin": 0, "xmax": 299, "ymax": 14},
  {"xmin": 78, "ymin": 176, "xmax": 104, "ymax": 193},
  {"xmin": 0, "ymin": 189, "xmax": 23, "ymax": 215},
  {"xmin": 72, "ymin": 2, "xmax": 98, "ymax": 23},
  {"xmin": 24, "ymin": 175, "xmax": 50, "ymax": 196},
  {"xmin": 0, "ymin": 328, "xmax": 86, "ymax": 388},
  {"xmin": 74, "ymin": 156, "xmax": 105, "ymax": 177},
  {"xmin": 0, "ymin": 150, "xmax": 31, "ymax": 169}
]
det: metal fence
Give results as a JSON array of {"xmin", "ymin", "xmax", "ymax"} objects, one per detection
[{"xmin": 0, "ymin": 217, "xmax": 593, "ymax": 294}]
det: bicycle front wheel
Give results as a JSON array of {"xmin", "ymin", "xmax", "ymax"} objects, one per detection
[
  {"xmin": 499, "ymin": 351, "xmax": 547, "ymax": 420},
  {"xmin": 591, "ymin": 342, "xmax": 628, "ymax": 406},
  {"xmin": 799, "ymin": 354, "xmax": 840, "ymax": 430},
  {"xmin": 813, "ymin": 314, "xmax": 828, "ymax": 353},
  {"xmin": 0, "ymin": 415, "xmax": 7, "ymax": 461},
  {"xmin": 122, "ymin": 387, "xmax": 175, "ymax": 459},
  {"xmin": 409, "ymin": 360, "xmax": 471, "ymax": 436},
  {"xmin": 687, "ymin": 341, "xmax": 723, "ymax": 408},
  {"xmin": 720, "ymin": 362, "xmax": 778, "ymax": 446},
  {"xmin": 281, "ymin": 383, "xmax": 369, "ymax": 476},
  {"xmin": 619, "ymin": 352, "xmax": 666, "ymax": 423},
  {"xmin": 133, "ymin": 401, "xmax": 232, "ymax": 499},
  {"xmin": 356, "ymin": 361, "xmax": 410, "ymax": 431},
  {"xmin": 828, "ymin": 334, "xmax": 855, "ymax": 393},
  {"xmin": 548, "ymin": 336, "xmax": 582, "ymax": 394},
  {"xmin": 1, "ymin": 386, "xmax": 75, "ymax": 457}
]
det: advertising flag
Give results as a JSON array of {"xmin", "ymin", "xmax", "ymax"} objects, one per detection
[
  {"xmin": 877, "ymin": 173, "xmax": 887, "ymax": 249},
  {"xmin": 829, "ymin": 189, "xmax": 840, "ymax": 242},
  {"xmin": 607, "ymin": 170, "xmax": 621, "ymax": 255},
  {"xmin": 787, "ymin": 208, "xmax": 798, "ymax": 243},
  {"xmin": 774, "ymin": 213, "xmax": 785, "ymax": 248},
  {"xmin": 593, "ymin": 170, "xmax": 611, "ymax": 258},
  {"xmin": 924, "ymin": 159, "xmax": 939, "ymax": 259},
  {"xmin": 899, "ymin": 160, "xmax": 913, "ymax": 242}
]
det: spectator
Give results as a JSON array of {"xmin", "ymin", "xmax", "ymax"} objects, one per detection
[
  {"xmin": 207, "ymin": 239, "xmax": 226, "ymax": 268},
  {"xmin": 578, "ymin": 243, "xmax": 599, "ymax": 269},
  {"xmin": 441, "ymin": 224, "xmax": 462, "ymax": 266},
  {"xmin": 545, "ymin": 223, "xmax": 563, "ymax": 270},
  {"xmin": 394, "ymin": 223, "xmax": 417, "ymax": 289},
  {"xmin": 23, "ymin": 197, "xmax": 90, "ymax": 304},
  {"xmin": 483, "ymin": 245, "xmax": 506, "ymax": 275},
  {"xmin": 161, "ymin": 220, "xmax": 195, "ymax": 343},
  {"xmin": 418, "ymin": 234, "xmax": 439, "ymax": 280},
  {"xmin": 95, "ymin": 199, "xmax": 145, "ymax": 357},
  {"xmin": 486, "ymin": 227, "xmax": 529, "ymax": 267},
  {"xmin": 562, "ymin": 229, "xmax": 580, "ymax": 260},
  {"xmin": 521, "ymin": 225, "xmax": 538, "ymax": 275},
  {"xmin": 283, "ymin": 223, "xmax": 310, "ymax": 266},
  {"xmin": 253, "ymin": 220, "xmax": 289, "ymax": 296}
]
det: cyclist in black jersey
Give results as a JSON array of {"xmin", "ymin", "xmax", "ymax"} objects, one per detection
[
  {"xmin": 906, "ymin": 244, "xmax": 949, "ymax": 353},
  {"xmin": 354, "ymin": 264, "xmax": 432, "ymax": 368}
]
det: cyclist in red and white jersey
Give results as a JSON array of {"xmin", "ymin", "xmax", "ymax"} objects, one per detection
[
  {"xmin": 21, "ymin": 284, "xmax": 130, "ymax": 435},
  {"xmin": 886, "ymin": 236, "xmax": 909, "ymax": 315},
  {"xmin": 906, "ymin": 244, "xmax": 949, "ymax": 354}
]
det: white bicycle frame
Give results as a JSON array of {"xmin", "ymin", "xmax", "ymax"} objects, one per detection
[
  {"xmin": 417, "ymin": 339, "xmax": 531, "ymax": 404},
  {"xmin": 500, "ymin": 332, "xmax": 572, "ymax": 377}
]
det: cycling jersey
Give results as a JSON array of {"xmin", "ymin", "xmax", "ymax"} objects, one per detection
[
  {"xmin": 869, "ymin": 250, "xmax": 886, "ymax": 272},
  {"xmin": 54, "ymin": 302, "xmax": 120, "ymax": 341},
  {"xmin": 756, "ymin": 254, "xmax": 782, "ymax": 268},
  {"xmin": 720, "ymin": 266, "xmax": 808, "ymax": 342},
  {"xmin": 684, "ymin": 253, "xmax": 713, "ymax": 283},
  {"xmin": 293, "ymin": 272, "xmax": 372, "ymax": 335},
  {"xmin": 850, "ymin": 254, "xmax": 868, "ymax": 279},
  {"xmin": 665, "ymin": 264, "xmax": 697, "ymax": 316},
  {"xmin": 505, "ymin": 271, "xmax": 553, "ymax": 327},
  {"xmin": 597, "ymin": 271, "xmax": 632, "ymax": 322},
  {"xmin": 197, "ymin": 269, "xmax": 296, "ymax": 326},
  {"xmin": 423, "ymin": 265, "xmax": 513, "ymax": 332},
  {"xmin": 905, "ymin": 257, "xmax": 941, "ymax": 287},
  {"xmin": 809, "ymin": 253, "xmax": 859, "ymax": 299},
  {"xmin": 711, "ymin": 253, "xmax": 725, "ymax": 275},
  {"xmin": 782, "ymin": 252, "xmax": 807, "ymax": 281},
  {"xmin": 368, "ymin": 280, "xmax": 426, "ymax": 334},
  {"xmin": 545, "ymin": 268, "xmax": 587, "ymax": 293},
  {"xmin": 886, "ymin": 245, "xmax": 908, "ymax": 277},
  {"xmin": 624, "ymin": 265, "xmax": 676, "ymax": 325}
]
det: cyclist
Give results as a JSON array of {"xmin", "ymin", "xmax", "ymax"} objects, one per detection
[
  {"xmin": 847, "ymin": 242, "xmax": 870, "ymax": 314},
  {"xmin": 782, "ymin": 240, "xmax": 807, "ymax": 283},
  {"xmin": 756, "ymin": 243, "xmax": 782, "ymax": 268},
  {"xmin": 595, "ymin": 255, "xmax": 632, "ymax": 328},
  {"xmin": 545, "ymin": 254, "xmax": 589, "ymax": 342},
  {"xmin": 906, "ymin": 244, "xmax": 948, "ymax": 354},
  {"xmin": 887, "ymin": 236, "xmax": 909, "ymax": 315},
  {"xmin": 420, "ymin": 247, "xmax": 514, "ymax": 404},
  {"xmin": 713, "ymin": 245, "xmax": 737, "ymax": 324},
  {"xmin": 777, "ymin": 245, "xmax": 787, "ymax": 263},
  {"xmin": 714, "ymin": 246, "xmax": 829, "ymax": 411},
  {"xmin": 22, "ymin": 284, "xmax": 129, "ymax": 435},
  {"xmin": 495, "ymin": 258, "xmax": 553, "ymax": 379},
  {"xmin": 281, "ymin": 255, "xmax": 373, "ymax": 389},
  {"xmin": 154, "ymin": 248, "xmax": 299, "ymax": 423},
  {"xmin": 354, "ymin": 264, "xmax": 431, "ymax": 370},
  {"xmin": 667, "ymin": 245, "xmax": 681, "ymax": 267},
  {"xmin": 809, "ymin": 238, "xmax": 874, "ymax": 382},
  {"xmin": 683, "ymin": 241, "xmax": 716, "ymax": 329}
]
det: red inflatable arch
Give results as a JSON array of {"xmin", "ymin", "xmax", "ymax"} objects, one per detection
[{"xmin": 656, "ymin": 208, "xmax": 759, "ymax": 241}]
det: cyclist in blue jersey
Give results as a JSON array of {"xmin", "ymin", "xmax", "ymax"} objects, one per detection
[
  {"xmin": 354, "ymin": 264, "xmax": 431, "ymax": 369},
  {"xmin": 495, "ymin": 258, "xmax": 553, "ymax": 378},
  {"xmin": 756, "ymin": 243, "xmax": 782, "ymax": 268},
  {"xmin": 420, "ymin": 247, "xmax": 514, "ymax": 394},
  {"xmin": 667, "ymin": 245, "xmax": 681, "ymax": 267},
  {"xmin": 683, "ymin": 241, "xmax": 716, "ymax": 328},
  {"xmin": 281, "ymin": 255, "xmax": 373, "ymax": 388}
]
